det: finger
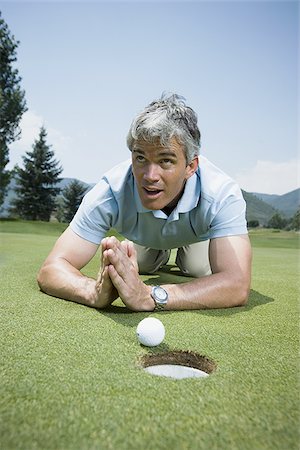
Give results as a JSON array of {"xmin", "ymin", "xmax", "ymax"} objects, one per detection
[
  {"xmin": 97, "ymin": 264, "xmax": 114, "ymax": 288},
  {"xmin": 107, "ymin": 237, "xmax": 129, "ymax": 258},
  {"xmin": 123, "ymin": 240, "xmax": 138, "ymax": 271},
  {"xmin": 107, "ymin": 244, "xmax": 137, "ymax": 276},
  {"xmin": 126, "ymin": 240, "xmax": 136, "ymax": 259},
  {"xmin": 101, "ymin": 266, "xmax": 113, "ymax": 288},
  {"xmin": 106, "ymin": 236, "xmax": 120, "ymax": 251},
  {"xmin": 101, "ymin": 237, "xmax": 110, "ymax": 256},
  {"xmin": 121, "ymin": 239, "xmax": 129, "ymax": 253},
  {"xmin": 96, "ymin": 265, "xmax": 118, "ymax": 306},
  {"xmin": 97, "ymin": 249, "xmax": 112, "ymax": 285},
  {"xmin": 100, "ymin": 237, "xmax": 109, "ymax": 267},
  {"xmin": 121, "ymin": 239, "xmax": 134, "ymax": 257},
  {"xmin": 106, "ymin": 248, "xmax": 128, "ymax": 276},
  {"xmin": 102, "ymin": 248, "xmax": 111, "ymax": 267},
  {"xmin": 108, "ymin": 264, "xmax": 128, "ymax": 294},
  {"xmin": 96, "ymin": 264, "xmax": 106, "ymax": 287},
  {"xmin": 101, "ymin": 237, "xmax": 108, "ymax": 247}
]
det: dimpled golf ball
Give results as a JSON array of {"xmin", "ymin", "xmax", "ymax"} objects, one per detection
[{"xmin": 136, "ymin": 317, "xmax": 165, "ymax": 347}]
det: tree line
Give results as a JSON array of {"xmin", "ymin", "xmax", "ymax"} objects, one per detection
[
  {"xmin": 248, "ymin": 210, "xmax": 300, "ymax": 231},
  {"xmin": 0, "ymin": 11, "xmax": 85, "ymax": 223}
]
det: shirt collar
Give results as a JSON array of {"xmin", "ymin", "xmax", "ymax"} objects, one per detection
[{"xmin": 177, "ymin": 171, "xmax": 200, "ymax": 213}]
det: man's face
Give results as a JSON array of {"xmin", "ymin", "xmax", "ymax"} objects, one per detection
[{"xmin": 132, "ymin": 138, "xmax": 198, "ymax": 213}]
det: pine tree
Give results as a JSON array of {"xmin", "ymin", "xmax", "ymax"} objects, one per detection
[
  {"xmin": 60, "ymin": 179, "xmax": 87, "ymax": 223},
  {"xmin": 267, "ymin": 212, "xmax": 287, "ymax": 230},
  {"xmin": 0, "ymin": 12, "xmax": 27, "ymax": 206},
  {"xmin": 291, "ymin": 209, "xmax": 300, "ymax": 231},
  {"xmin": 12, "ymin": 126, "xmax": 62, "ymax": 221}
]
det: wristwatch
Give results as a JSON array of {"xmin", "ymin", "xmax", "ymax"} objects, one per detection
[{"xmin": 151, "ymin": 285, "xmax": 168, "ymax": 311}]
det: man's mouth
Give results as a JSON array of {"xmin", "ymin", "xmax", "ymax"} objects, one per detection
[{"xmin": 142, "ymin": 187, "xmax": 163, "ymax": 197}]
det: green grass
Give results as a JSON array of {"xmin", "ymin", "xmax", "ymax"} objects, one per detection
[
  {"xmin": 249, "ymin": 228, "xmax": 300, "ymax": 249},
  {"xmin": 0, "ymin": 219, "xmax": 68, "ymax": 236},
  {"xmin": 1, "ymin": 222, "xmax": 299, "ymax": 450}
]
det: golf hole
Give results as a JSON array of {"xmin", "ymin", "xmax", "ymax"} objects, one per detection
[{"xmin": 140, "ymin": 350, "xmax": 217, "ymax": 380}]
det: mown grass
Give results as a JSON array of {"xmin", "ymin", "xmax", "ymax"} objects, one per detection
[
  {"xmin": 0, "ymin": 221, "xmax": 299, "ymax": 450},
  {"xmin": 0, "ymin": 219, "xmax": 68, "ymax": 236},
  {"xmin": 249, "ymin": 228, "xmax": 299, "ymax": 249},
  {"xmin": 1, "ymin": 219, "xmax": 299, "ymax": 248}
]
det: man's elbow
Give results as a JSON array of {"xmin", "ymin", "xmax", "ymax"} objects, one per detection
[
  {"xmin": 233, "ymin": 279, "xmax": 251, "ymax": 307},
  {"xmin": 37, "ymin": 264, "xmax": 48, "ymax": 293},
  {"xmin": 237, "ymin": 286, "xmax": 250, "ymax": 306}
]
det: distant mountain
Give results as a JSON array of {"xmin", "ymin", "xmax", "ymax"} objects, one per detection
[
  {"xmin": 56, "ymin": 177, "xmax": 93, "ymax": 193},
  {"xmin": 253, "ymin": 189, "xmax": 300, "ymax": 218},
  {"xmin": 242, "ymin": 191, "xmax": 278, "ymax": 226},
  {"xmin": 0, "ymin": 176, "xmax": 298, "ymax": 225}
]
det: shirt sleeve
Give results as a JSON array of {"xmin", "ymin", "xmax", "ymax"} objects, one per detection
[
  {"xmin": 70, "ymin": 179, "xmax": 118, "ymax": 245},
  {"xmin": 208, "ymin": 189, "xmax": 248, "ymax": 239}
]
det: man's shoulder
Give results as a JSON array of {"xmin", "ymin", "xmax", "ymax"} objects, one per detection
[
  {"xmin": 198, "ymin": 155, "xmax": 243, "ymax": 203},
  {"xmin": 82, "ymin": 159, "xmax": 133, "ymax": 206},
  {"xmin": 102, "ymin": 159, "xmax": 133, "ymax": 191}
]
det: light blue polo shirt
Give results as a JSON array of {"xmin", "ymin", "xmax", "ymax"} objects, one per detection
[{"xmin": 70, "ymin": 156, "xmax": 247, "ymax": 249}]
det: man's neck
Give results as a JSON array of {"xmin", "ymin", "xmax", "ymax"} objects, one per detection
[{"xmin": 162, "ymin": 184, "xmax": 186, "ymax": 216}]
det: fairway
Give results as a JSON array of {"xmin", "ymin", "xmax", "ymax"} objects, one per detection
[{"xmin": 1, "ymin": 222, "xmax": 299, "ymax": 450}]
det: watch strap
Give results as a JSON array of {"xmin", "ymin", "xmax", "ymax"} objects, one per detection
[{"xmin": 151, "ymin": 285, "xmax": 168, "ymax": 311}]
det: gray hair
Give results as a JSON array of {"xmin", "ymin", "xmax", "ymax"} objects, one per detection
[{"xmin": 126, "ymin": 93, "xmax": 201, "ymax": 163}]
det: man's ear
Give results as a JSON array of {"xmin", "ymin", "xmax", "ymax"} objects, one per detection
[{"xmin": 185, "ymin": 157, "xmax": 199, "ymax": 179}]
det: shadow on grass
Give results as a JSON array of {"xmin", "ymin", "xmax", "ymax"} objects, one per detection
[
  {"xmin": 100, "ymin": 289, "xmax": 273, "ymax": 324},
  {"xmin": 98, "ymin": 264, "xmax": 274, "ymax": 327},
  {"xmin": 152, "ymin": 264, "xmax": 275, "ymax": 313}
]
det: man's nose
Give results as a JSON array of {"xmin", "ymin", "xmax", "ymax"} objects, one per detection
[{"xmin": 143, "ymin": 163, "xmax": 160, "ymax": 182}]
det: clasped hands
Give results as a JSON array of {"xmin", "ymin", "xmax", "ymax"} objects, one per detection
[{"xmin": 95, "ymin": 236, "xmax": 154, "ymax": 311}]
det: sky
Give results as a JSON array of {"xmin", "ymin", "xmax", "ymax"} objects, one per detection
[{"xmin": 0, "ymin": 0, "xmax": 299, "ymax": 195}]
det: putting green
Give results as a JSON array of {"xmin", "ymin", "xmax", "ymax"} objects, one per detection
[{"xmin": 0, "ymin": 223, "xmax": 299, "ymax": 450}]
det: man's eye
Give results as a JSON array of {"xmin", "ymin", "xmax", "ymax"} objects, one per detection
[
  {"xmin": 136, "ymin": 155, "xmax": 145, "ymax": 162},
  {"xmin": 161, "ymin": 159, "xmax": 173, "ymax": 165}
]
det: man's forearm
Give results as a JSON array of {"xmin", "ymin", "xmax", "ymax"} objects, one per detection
[
  {"xmin": 37, "ymin": 259, "xmax": 108, "ymax": 307},
  {"xmin": 162, "ymin": 272, "xmax": 250, "ymax": 310}
]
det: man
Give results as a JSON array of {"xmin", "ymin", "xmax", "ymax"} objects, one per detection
[{"xmin": 37, "ymin": 93, "xmax": 252, "ymax": 311}]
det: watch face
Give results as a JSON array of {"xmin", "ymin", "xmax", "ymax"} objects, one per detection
[{"xmin": 154, "ymin": 286, "xmax": 168, "ymax": 303}]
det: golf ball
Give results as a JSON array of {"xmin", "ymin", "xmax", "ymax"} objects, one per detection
[{"xmin": 136, "ymin": 318, "xmax": 165, "ymax": 347}]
